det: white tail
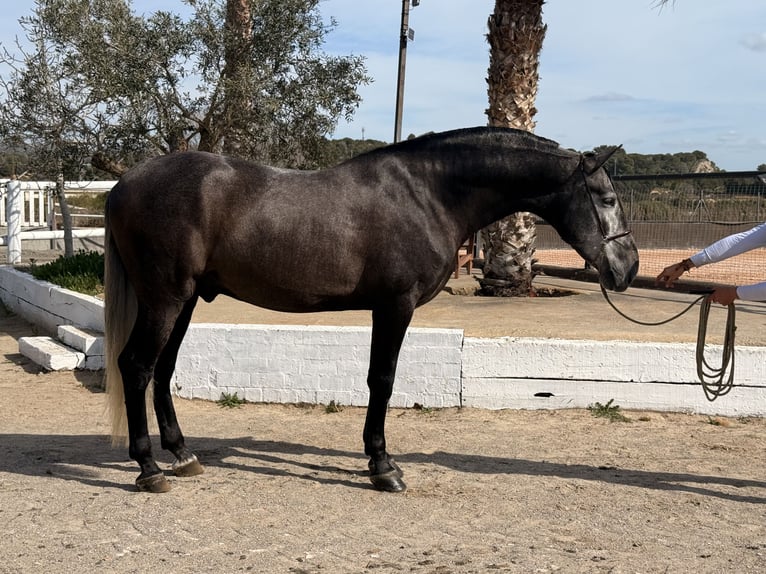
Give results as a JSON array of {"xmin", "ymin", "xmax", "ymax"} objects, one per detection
[{"xmin": 103, "ymin": 219, "xmax": 138, "ymax": 446}]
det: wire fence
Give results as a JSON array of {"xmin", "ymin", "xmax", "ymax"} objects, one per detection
[{"xmin": 535, "ymin": 171, "xmax": 766, "ymax": 286}]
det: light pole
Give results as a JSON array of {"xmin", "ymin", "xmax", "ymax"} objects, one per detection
[{"xmin": 394, "ymin": 0, "xmax": 418, "ymax": 143}]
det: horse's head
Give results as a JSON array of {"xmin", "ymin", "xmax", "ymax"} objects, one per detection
[{"xmin": 548, "ymin": 147, "xmax": 639, "ymax": 292}]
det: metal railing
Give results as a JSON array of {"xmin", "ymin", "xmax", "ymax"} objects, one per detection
[{"xmin": 536, "ymin": 171, "xmax": 766, "ymax": 285}]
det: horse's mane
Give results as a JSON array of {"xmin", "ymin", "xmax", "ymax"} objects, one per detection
[{"xmin": 352, "ymin": 127, "xmax": 575, "ymax": 162}]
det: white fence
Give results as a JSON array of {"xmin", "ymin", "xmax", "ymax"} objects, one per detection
[{"xmin": 1, "ymin": 179, "xmax": 115, "ymax": 263}]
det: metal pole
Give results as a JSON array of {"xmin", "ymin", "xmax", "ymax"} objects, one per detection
[{"xmin": 393, "ymin": 0, "xmax": 410, "ymax": 143}]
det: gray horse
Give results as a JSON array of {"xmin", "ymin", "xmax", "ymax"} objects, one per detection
[{"xmin": 103, "ymin": 127, "xmax": 638, "ymax": 493}]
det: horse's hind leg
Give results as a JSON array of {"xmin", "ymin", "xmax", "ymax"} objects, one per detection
[
  {"xmin": 364, "ymin": 299, "xmax": 415, "ymax": 493},
  {"xmin": 119, "ymin": 301, "xmax": 186, "ymax": 493},
  {"xmin": 152, "ymin": 295, "xmax": 204, "ymax": 478}
]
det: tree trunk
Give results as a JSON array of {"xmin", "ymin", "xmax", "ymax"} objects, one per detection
[
  {"xmin": 222, "ymin": 0, "xmax": 253, "ymax": 156},
  {"xmin": 56, "ymin": 171, "xmax": 74, "ymax": 257},
  {"xmin": 479, "ymin": 0, "xmax": 547, "ymax": 297},
  {"xmin": 91, "ymin": 152, "xmax": 128, "ymax": 177}
]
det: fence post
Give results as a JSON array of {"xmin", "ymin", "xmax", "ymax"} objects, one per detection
[{"xmin": 6, "ymin": 180, "xmax": 22, "ymax": 264}]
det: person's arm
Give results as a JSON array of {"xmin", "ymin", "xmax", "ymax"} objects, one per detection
[
  {"xmin": 657, "ymin": 222, "xmax": 766, "ymax": 288},
  {"xmin": 732, "ymin": 282, "xmax": 766, "ymax": 302},
  {"xmin": 689, "ymin": 221, "xmax": 766, "ymax": 267}
]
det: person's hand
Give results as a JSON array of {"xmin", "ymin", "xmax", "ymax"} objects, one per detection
[
  {"xmin": 656, "ymin": 260, "xmax": 691, "ymax": 287},
  {"xmin": 709, "ymin": 286, "xmax": 738, "ymax": 306}
]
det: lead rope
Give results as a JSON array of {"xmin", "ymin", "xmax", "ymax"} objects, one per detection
[{"xmin": 600, "ymin": 285, "xmax": 736, "ymax": 401}]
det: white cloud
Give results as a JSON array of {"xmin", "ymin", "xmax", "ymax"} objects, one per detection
[
  {"xmin": 583, "ymin": 93, "xmax": 636, "ymax": 103},
  {"xmin": 741, "ymin": 32, "xmax": 766, "ymax": 52}
]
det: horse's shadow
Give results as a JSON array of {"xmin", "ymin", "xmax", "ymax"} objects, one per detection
[{"xmin": 0, "ymin": 433, "xmax": 764, "ymax": 503}]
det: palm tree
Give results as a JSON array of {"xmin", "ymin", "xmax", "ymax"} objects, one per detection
[
  {"xmin": 480, "ymin": 0, "xmax": 546, "ymax": 296},
  {"xmin": 481, "ymin": 0, "xmax": 677, "ymax": 296}
]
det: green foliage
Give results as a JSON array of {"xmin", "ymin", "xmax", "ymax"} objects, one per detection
[
  {"xmin": 597, "ymin": 146, "xmax": 718, "ymax": 177},
  {"xmin": 316, "ymin": 137, "xmax": 388, "ymax": 169},
  {"xmin": 0, "ymin": 145, "xmax": 31, "ymax": 179},
  {"xmin": 66, "ymin": 193, "xmax": 107, "ymax": 213},
  {"xmin": 587, "ymin": 399, "xmax": 630, "ymax": 422},
  {"xmin": 217, "ymin": 392, "xmax": 246, "ymax": 408},
  {"xmin": 0, "ymin": 0, "xmax": 370, "ymax": 176},
  {"xmin": 29, "ymin": 251, "xmax": 105, "ymax": 296}
]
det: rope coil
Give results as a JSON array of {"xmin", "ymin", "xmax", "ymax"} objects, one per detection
[{"xmin": 600, "ymin": 286, "xmax": 736, "ymax": 401}]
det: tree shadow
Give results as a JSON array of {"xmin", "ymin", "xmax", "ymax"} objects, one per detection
[{"xmin": 0, "ymin": 433, "xmax": 763, "ymax": 503}]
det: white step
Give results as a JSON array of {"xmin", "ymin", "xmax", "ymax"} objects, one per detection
[
  {"xmin": 19, "ymin": 336, "xmax": 85, "ymax": 371},
  {"xmin": 57, "ymin": 325, "xmax": 104, "ymax": 356}
]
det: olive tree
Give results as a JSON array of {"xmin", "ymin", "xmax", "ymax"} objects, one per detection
[{"xmin": 0, "ymin": 0, "xmax": 370, "ymax": 177}]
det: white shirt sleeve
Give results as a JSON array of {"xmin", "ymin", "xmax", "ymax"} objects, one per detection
[
  {"xmin": 688, "ymin": 222, "xmax": 766, "ymax": 302},
  {"xmin": 689, "ymin": 222, "xmax": 766, "ymax": 266},
  {"xmin": 736, "ymin": 283, "xmax": 766, "ymax": 302}
]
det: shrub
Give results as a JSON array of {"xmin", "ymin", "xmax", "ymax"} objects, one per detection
[{"xmin": 30, "ymin": 251, "xmax": 105, "ymax": 296}]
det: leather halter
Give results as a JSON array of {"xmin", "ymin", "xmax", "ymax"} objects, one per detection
[{"xmin": 579, "ymin": 162, "xmax": 632, "ymax": 244}]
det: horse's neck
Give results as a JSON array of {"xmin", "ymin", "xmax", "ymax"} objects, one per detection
[{"xmin": 432, "ymin": 148, "xmax": 576, "ymax": 235}]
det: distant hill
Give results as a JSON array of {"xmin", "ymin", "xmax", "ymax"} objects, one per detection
[
  {"xmin": 318, "ymin": 139, "xmax": 730, "ymax": 175},
  {"xmin": 316, "ymin": 137, "xmax": 387, "ymax": 169},
  {"xmin": 2, "ymin": 137, "xmax": 755, "ymax": 180},
  {"xmin": 593, "ymin": 146, "xmax": 721, "ymax": 176}
]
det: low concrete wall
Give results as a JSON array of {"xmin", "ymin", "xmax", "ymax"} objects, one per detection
[
  {"xmin": 0, "ymin": 267, "xmax": 103, "ymax": 334},
  {"xmin": 174, "ymin": 324, "xmax": 463, "ymax": 408},
  {"xmin": 462, "ymin": 337, "xmax": 766, "ymax": 417},
  {"xmin": 2, "ymin": 265, "xmax": 765, "ymax": 416}
]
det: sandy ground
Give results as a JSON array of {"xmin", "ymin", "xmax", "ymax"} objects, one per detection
[{"xmin": 1, "ymin": 305, "xmax": 766, "ymax": 573}]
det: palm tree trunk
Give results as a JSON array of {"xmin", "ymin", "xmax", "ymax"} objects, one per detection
[{"xmin": 479, "ymin": 0, "xmax": 546, "ymax": 296}]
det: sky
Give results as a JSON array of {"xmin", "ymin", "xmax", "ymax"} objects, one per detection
[{"xmin": 2, "ymin": 0, "xmax": 765, "ymax": 171}]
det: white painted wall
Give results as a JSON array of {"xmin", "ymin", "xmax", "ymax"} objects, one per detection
[
  {"xmin": 173, "ymin": 324, "xmax": 463, "ymax": 408},
  {"xmin": 461, "ymin": 337, "xmax": 766, "ymax": 417},
  {"xmin": 2, "ymin": 266, "xmax": 765, "ymax": 416}
]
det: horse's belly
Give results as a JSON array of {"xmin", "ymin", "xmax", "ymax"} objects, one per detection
[
  {"xmin": 231, "ymin": 287, "xmax": 367, "ymax": 314},
  {"xmin": 210, "ymin": 270, "xmax": 367, "ymax": 313}
]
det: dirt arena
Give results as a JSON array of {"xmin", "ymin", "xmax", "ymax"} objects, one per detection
[{"xmin": 1, "ymin": 302, "xmax": 766, "ymax": 573}]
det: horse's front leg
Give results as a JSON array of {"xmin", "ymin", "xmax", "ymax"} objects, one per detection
[{"xmin": 364, "ymin": 301, "xmax": 414, "ymax": 492}]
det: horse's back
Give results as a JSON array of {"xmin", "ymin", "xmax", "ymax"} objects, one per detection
[{"xmin": 106, "ymin": 151, "xmax": 455, "ymax": 311}]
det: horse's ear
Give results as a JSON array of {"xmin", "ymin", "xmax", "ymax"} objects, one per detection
[{"xmin": 581, "ymin": 145, "xmax": 623, "ymax": 176}]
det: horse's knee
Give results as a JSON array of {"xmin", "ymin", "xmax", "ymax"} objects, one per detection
[{"xmin": 367, "ymin": 374, "xmax": 395, "ymax": 399}]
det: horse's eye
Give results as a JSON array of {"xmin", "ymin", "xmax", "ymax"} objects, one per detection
[{"xmin": 603, "ymin": 196, "xmax": 616, "ymax": 207}]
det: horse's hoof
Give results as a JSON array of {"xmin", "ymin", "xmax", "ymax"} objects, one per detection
[
  {"xmin": 172, "ymin": 455, "xmax": 204, "ymax": 477},
  {"xmin": 370, "ymin": 471, "xmax": 407, "ymax": 492},
  {"xmin": 136, "ymin": 473, "xmax": 171, "ymax": 493},
  {"xmin": 369, "ymin": 458, "xmax": 406, "ymax": 492}
]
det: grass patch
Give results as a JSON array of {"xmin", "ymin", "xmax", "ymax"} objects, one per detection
[
  {"xmin": 412, "ymin": 402, "xmax": 434, "ymax": 414},
  {"xmin": 325, "ymin": 400, "xmax": 343, "ymax": 414},
  {"xmin": 29, "ymin": 251, "xmax": 105, "ymax": 296},
  {"xmin": 587, "ymin": 399, "xmax": 631, "ymax": 422},
  {"xmin": 217, "ymin": 392, "xmax": 246, "ymax": 408},
  {"xmin": 65, "ymin": 192, "xmax": 107, "ymax": 213}
]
